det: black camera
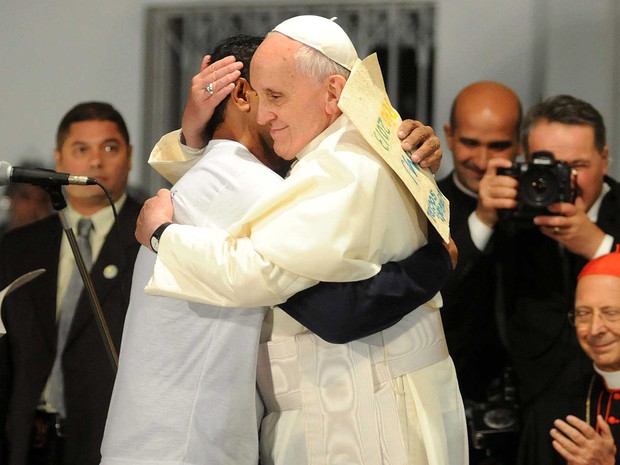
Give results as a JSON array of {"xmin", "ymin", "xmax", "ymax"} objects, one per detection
[
  {"xmin": 496, "ymin": 151, "xmax": 576, "ymax": 223},
  {"xmin": 467, "ymin": 367, "xmax": 520, "ymax": 461}
]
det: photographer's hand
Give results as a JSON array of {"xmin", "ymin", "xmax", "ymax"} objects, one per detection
[
  {"xmin": 534, "ymin": 197, "xmax": 606, "ymax": 259},
  {"xmin": 550, "ymin": 415, "xmax": 616, "ymax": 465},
  {"xmin": 475, "ymin": 158, "xmax": 518, "ymax": 228}
]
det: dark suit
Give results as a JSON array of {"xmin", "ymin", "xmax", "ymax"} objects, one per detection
[
  {"xmin": 438, "ymin": 173, "xmax": 517, "ymax": 465},
  {"xmin": 496, "ymin": 177, "xmax": 620, "ymax": 464},
  {"xmin": 437, "ymin": 173, "xmax": 508, "ymax": 402},
  {"xmin": 280, "ymin": 241, "xmax": 453, "ymax": 343},
  {"xmin": 0, "ymin": 197, "xmax": 141, "ymax": 465},
  {"xmin": 439, "ymin": 174, "xmax": 620, "ymax": 464}
]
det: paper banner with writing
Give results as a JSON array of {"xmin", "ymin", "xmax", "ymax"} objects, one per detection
[{"xmin": 338, "ymin": 54, "xmax": 450, "ymax": 242}]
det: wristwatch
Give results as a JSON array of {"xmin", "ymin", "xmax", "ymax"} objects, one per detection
[{"xmin": 150, "ymin": 222, "xmax": 172, "ymax": 253}]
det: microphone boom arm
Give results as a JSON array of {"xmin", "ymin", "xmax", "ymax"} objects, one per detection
[{"xmin": 44, "ymin": 184, "xmax": 119, "ymax": 372}]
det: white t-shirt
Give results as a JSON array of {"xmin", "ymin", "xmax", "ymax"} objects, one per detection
[{"xmin": 101, "ymin": 137, "xmax": 283, "ymax": 465}]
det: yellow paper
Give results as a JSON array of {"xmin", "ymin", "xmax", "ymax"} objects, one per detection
[{"xmin": 338, "ymin": 54, "xmax": 450, "ymax": 242}]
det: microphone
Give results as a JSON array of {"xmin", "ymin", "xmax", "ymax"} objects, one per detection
[{"xmin": 0, "ymin": 161, "xmax": 97, "ymax": 187}]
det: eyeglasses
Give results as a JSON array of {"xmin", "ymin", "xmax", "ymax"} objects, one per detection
[{"xmin": 568, "ymin": 308, "xmax": 620, "ymax": 326}]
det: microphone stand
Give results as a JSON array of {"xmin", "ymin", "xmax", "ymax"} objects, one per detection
[{"xmin": 44, "ymin": 185, "xmax": 118, "ymax": 372}]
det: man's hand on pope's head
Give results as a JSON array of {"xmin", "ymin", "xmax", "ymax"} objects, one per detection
[
  {"xmin": 135, "ymin": 189, "xmax": 174, "ymax": 249},
  {"xmin": 398, "ymin": 120, "xmax": 442, "ymax": 173},
  {"xmin": 181, "ymin": 55, "xmax": 243, "ymax": 149}
]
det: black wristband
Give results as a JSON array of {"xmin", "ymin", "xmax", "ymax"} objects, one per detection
[{"xmin": 150, "ymin": 222, "xmax": 173, "ymax": 253}]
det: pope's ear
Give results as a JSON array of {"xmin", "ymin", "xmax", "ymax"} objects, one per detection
[
  {"xmin": 325, "ymin": 74, "xmax": 346, "ymax": 115},
  {"xmin": 231, "ymin": 78, "xmax": 251, "ymax": 112}
]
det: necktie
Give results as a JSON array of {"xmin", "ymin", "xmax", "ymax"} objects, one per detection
[{"xmin": 48, "ymin": 218, "xmax": 93, "ymax": 418}]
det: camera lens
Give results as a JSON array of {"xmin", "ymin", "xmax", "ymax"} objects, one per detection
[
  {"xmin": 519, "ymin": 168, "xmax": 560, "ymax": 208},
  {"xmin": 483, "ymin": 407, "xmax": 518, "ymax": 430}
]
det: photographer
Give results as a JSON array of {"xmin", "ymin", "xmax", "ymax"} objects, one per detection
[
  {"xmin": 476, "ymin": 96, "xmax": 613, "ymax": 259},
  {"xmin": 468, "ymin": 95, "xmax": 620, "ymax": 464}
]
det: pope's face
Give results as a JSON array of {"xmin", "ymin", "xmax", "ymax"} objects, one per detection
[
  {"xmin": 250, "ymin": 33, "xmax": 332, "ymax": 160},
  {"xmin": 247, "ymin": 85, "xmax": 291, "ymax": 176},
  {"xmin": 575, "ymin": 274, "xmax": 620, "ymax": 372}
]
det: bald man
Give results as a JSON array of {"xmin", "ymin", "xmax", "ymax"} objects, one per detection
[
  {"xmin": 436, "ymin": 81, "xmax": 523, "ymax": 464},
  {"xmin": 438, "ymin": 81, "xmax": 522, "ymax": 394},
  {"xmin": 443, "ymin": 81, "xmax": 523, "ymax": 196}
]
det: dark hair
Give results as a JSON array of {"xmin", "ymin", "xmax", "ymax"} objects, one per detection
[
  {"xmin": 56, "ymin": 101, "xmax": 129, "ymax": 150},
  {"xmin": 521, "ymin": 95, "xmax": 606, "ymax": 154},
  {"xmin": 204, "ymin": 34, "xmax": 263, "ymax": 141}
]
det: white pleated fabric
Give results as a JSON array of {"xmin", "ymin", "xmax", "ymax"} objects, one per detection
[{"xmin": 257, "ymin": 306, "xmax": 467, "ymax": 465}]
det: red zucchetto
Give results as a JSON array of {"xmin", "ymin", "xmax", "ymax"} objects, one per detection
[{"xmin": 578, "ymin": 245, "xmax": 620, "ymax": 280}]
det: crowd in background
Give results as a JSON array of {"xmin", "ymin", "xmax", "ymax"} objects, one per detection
[{"xmin": 0, "ymin": 17, "xmax": 618, "ymax": 465}]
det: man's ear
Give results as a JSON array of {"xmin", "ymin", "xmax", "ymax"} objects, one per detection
[
  {"xmin": 443, "ymin": 124, "xmax": 455, "ymax": 152},
  {"xmin": 231, "ymin": 78, "xmax": 251, "ymax": 113},
  {"xmin": 601, "ymin": 145, "xmax": 609, "ymax": 176},
  {"xmin": 325, "ymin": 75, "xmax": 347, "ymax": 115},
  {"xmin": 126, "ymin": 144, "xmax": 133, "ymax": 172}
]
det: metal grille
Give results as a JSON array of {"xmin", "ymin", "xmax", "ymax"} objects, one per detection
[{"xmin": 142, "ymin": 2, "xmax": 435, "ymax": 191}]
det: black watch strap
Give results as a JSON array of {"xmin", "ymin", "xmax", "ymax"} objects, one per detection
[{"xmin": 150, "ymin": 222, "xmax": 173, "ymax": 253}]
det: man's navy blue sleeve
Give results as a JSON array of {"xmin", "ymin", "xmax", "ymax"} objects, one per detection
[{"xmin": 278, "ymin": 242, "xmax": 452, "ymax": 343}]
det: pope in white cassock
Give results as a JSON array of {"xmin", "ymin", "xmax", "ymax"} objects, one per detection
[{"xmin": 138, "ymin": 16, "xmax": 467, "ymax": 465}]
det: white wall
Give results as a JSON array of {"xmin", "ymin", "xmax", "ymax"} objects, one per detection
[
  {"xmin": 434, "ymin": 0, "xmax": 536, "ymax": 179},
  {"xmin": 1, "ymin": 0, "xmax": 618, "ymax": 190},
  {"xmin": 434, "ymin": 0, "xmax": 619, "ymax": 179},
  {"xmin": 0, "ymin": 0, "xmax": 147, "ymax": 184}
]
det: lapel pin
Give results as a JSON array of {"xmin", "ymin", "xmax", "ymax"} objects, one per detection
[{"xmin": 103, "ymin": 265, "xmax": 118, "ymax": 280}]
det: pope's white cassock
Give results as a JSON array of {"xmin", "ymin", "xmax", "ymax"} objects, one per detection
[
  {"xmin": 100, "ymin": 132, "xmax": 283, "ymax": 465},
  {"xmin": 145, "ymin": 114, "xmax": 467, "ymax": 465}
]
